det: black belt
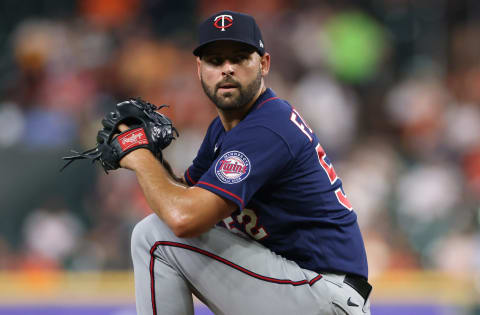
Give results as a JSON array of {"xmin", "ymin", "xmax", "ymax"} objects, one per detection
[{"xmin": 343, "ymin": 274, "xmax": 372, "ymax": 301}]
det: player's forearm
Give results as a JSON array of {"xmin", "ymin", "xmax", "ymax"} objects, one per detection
[{"xmin": 123, "ymin": 149, "xmax": 225, "ymax": 237}]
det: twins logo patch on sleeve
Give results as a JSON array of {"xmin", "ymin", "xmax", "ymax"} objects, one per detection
[{"xmin": 215, "ymin": 151, "xmax": 251, "ymax": 184}]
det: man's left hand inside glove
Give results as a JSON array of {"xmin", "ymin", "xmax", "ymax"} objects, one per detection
[{"xmin": 61, "ymin": 98, "xmax": 178, "ymax": 173}]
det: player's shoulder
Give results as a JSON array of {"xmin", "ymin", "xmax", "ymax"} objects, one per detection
[
  {"xmin": 243, "ymin": 89, "xmax": 292, "ymax": 128},
  {"xmin": 229, "ymin": 89, "xmax": 312, "ymax": 155},
  {"xmin": 207, "ymin": 116, "xmax": 223, "ymax": 131},
  {"xmin": 244, "ymin": 89, "xmax": 307, "ymax": 142},
  {"xmin": 204, "ymin": 116, "xmax": 224, "ymax": 137}
]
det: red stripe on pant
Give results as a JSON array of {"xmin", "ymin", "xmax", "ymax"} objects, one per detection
[
  {"xmin": 149, "ymin": 241, "xmax": 322, "ymax": 314},
  {"xmin": 149, "ymin": 245, "xmax": 158, "ymax": 315}
]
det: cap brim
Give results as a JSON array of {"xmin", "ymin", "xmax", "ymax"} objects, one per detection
[{"xmin": 193, "ymin": 38, "xmax": 264, "ymax": 56}]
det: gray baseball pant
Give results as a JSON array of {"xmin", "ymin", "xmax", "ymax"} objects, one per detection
[{"xmin": 131, "ymin": 214, "xmax": 371, "ymax": 315}]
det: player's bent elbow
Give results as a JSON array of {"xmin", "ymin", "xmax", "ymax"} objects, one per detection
[
  {"xmin": 171, "ymin": 224, "xmax": 204, "ymax": 238},
  {"xmin": 165, "ymin": 192, "xmax": 233, "ymax": 238},
  {"xmin": 166, "ymin": 215, "xmax": 187, "ymax": 238},
  {"xmin": 173, "ymin": 228, "xmax": 201, "ymax": 239},
  {"xmin": 170, "ymin": 222, "xmax": 192, "ymax": 238},
  {"xmin": 168, "ymin": 213, "xmax": 204, "ymax": 238}
]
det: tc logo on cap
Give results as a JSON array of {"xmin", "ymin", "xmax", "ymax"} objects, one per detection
[{"xmin": 214, "ymin": 14, "xmax": 233, "ymax": 31}]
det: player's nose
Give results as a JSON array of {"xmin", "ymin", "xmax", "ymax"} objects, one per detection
[{"xmin": 221, "ymin": 60, "xmax": 235, "ymax": 76}]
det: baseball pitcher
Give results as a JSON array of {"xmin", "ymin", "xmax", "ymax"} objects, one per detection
[{"xmin": 63, "ymin": 10, "xmax": 372, "ymax": 315}]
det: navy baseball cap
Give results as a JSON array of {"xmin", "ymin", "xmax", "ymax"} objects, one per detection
[{"xmin": 193, "ymin": 11, "xmax": 265, "ymax": 57}]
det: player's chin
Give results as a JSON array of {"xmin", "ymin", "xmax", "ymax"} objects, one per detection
[
  {"xmin": 215, "ymin": 91, "xmax": 234, "ymax": 102},
  {"xmin": 214, "ymin": 97, "xmax": 243, "ymax": 111}
]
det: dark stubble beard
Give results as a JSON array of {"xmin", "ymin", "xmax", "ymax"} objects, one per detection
[{"xmin": 201, "ymin": 68, "xmax": 262, "ymax": 111}]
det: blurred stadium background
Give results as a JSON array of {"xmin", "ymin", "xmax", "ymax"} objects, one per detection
[{"xmin": 0, "ymin": 0, "xmax": 479, "ymax": 314}]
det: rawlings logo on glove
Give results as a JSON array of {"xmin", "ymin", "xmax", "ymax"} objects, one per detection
[
  {"xmin": 118, "ymin": 128, "xmax": 149, "ymax": 150},
  {"xmin": 61, "ymin": 98, "xmax": 178, "ymax": 173}
]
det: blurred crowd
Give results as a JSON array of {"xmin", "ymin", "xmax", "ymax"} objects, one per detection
[{"xmin": 0, "ymin": 0, "xmax": 479, "ymax": 280}]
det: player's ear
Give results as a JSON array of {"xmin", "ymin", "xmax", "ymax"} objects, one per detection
[
  {"xmin": 260, "ymin": 52, "xmax": 270, "ymax": 76},
  {"xmin": 196, "ymin": 57, "xmax": 202, "ymax": 80}
]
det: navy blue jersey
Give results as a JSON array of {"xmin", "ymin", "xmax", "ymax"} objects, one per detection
[{"xmin": 185, "ymin": 88, "xmax": 368, "ymax": 279}]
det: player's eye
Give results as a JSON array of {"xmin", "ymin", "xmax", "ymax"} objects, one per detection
[
  {"xmin": 230, "ymin": 55, "xmax": 248, "ymax": 64},
  {"xmin": 206, "ymin": 56, "xmax": 224, "ymax": 66}
]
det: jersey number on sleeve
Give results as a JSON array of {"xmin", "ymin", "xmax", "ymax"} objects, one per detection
[
  {"xmin": 291, "ymin": 109, "xmax": 353, "ymax": 211},
  {"xmin": 316, "ymin": 143, "xmax": 338, "ymax": 184},
  {"xmin": 223, "ymin": 208, "xmax": 268, "ymax": 241}
]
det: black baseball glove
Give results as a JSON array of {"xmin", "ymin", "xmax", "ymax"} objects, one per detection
[{"xmin": 61, "ymin": 98, "xmax": 178, "ymax": 173}]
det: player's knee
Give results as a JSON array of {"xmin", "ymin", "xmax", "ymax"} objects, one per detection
[
  {"xmin": 131, "ymin": 214, "xmax": 174, "ymax": 251},
  {"xmin": 131, "ymin": 214, "xmax": 156, "ymax": 251}
]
